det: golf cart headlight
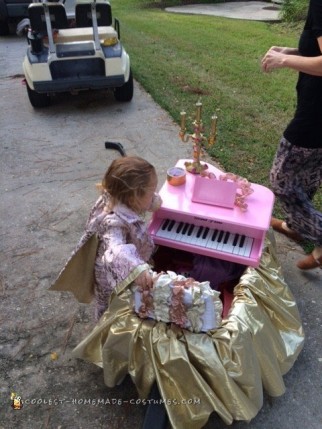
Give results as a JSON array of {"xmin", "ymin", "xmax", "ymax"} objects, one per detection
[{"xmin": 103, "ymin": 37, "xmax": 118, "ymax": 46}]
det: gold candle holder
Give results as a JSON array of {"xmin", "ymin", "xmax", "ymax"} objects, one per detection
[{"xmin": 179, "ymin": 99, "xmax": 217, "ymax": 174}]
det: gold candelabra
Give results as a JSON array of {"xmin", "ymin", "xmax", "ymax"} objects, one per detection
[{"xmin": 179, "ymin": 99, "xmax": 217, "ymax": 174}]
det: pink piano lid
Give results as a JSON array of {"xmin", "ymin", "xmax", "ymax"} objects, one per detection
[{"xmin": 158, "ymin": 159, "xmax": 275, "ymax": 231}]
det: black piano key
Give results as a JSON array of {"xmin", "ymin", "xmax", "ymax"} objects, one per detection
[
  {"xmin": 187, "ymin": 224, "xmax": 194, "ymax": 236},
  {"xmin": 167, "ymin": 220, "xmax": 175, "ymax": 231},
  {"xmin": 217, "ymin": 230, "xmax": 224, "ymax": 242},
  {"xmin": 176, "ymin": 222, "xmax": 184, "ymax": 233},
  {"xmin": 223, "ymin": 231, "xmax": 230, "ymax": 244},
  {"xmin": 196, "ymin": 226, "xmax": 204, "ymax": 238},
  {"xmin": 239, "ymin": 235, "xmax": 246, "ymax": 247},
  {"xmin": 161, "ymin": 218, "xmax": 170, "ymax": 230},
  {"xmin": 233, "ymin": 234, "xmax": 240, "ymax": 246},
  {"xmin": 181, "ymin": 223, "xmax": 189, "ymax": 235},
  {"xmin": 202, "ymin": 227, "xmax": 210, "ymax": 239},
  {"xmin": 211, "ymin": 229, "xmax": 218, "ymax": 241}
]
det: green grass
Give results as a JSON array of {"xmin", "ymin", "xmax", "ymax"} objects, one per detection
[{"xmin": 112, "ymin": 0, "xmax": 322, "ymax": 220}]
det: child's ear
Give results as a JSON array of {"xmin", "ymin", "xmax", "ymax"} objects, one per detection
[
  {"xmin": 128, "ymin": 195, "xmax": 136, "ymax": 209},
  {"xmin": 131, "ymin": 195, "xmax": 142, "ymax": 213}
]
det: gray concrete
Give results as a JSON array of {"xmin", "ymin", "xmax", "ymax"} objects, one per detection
[
  {"xmin": 166, "ymin": 1, "xmax": 282, "ymax": 22},
  {"xmin": 1, "ymin": 24, "xmax": 321, "ymax": 429}
]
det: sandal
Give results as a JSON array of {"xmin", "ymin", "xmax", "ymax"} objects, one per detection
[
  {"xmin": 271, "ymin": 218, "xmax": 303, "ymax": 243},
  {"xmin": 297, "ymin": 253, "xmax": 322, "ymax": 270}
]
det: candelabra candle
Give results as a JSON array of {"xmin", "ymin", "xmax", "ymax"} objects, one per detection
[
  {"xmin": 178, "ymin": 100, "xmax": 218, "ymax": 174},
  {"xmin": 195, "ymin": 101, "xmax": 202, "ymax": 122},
  {"xmin": 180, "ymin": 111, "xmax": 186, "ymax": 130},
  {"xmin": 209, "ymin": 114, "xmax": 217, "ymax": 146},
  {"xmin": 210, "ymin": 114, "xmax": 217, "ymax": 135}
]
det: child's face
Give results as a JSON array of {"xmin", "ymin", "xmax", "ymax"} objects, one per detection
[{"xmin": 139, "ymin": 174, "xmax": 158, "ymax": 212}]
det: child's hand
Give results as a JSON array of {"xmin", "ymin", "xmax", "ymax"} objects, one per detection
[
  {"xmin": 148, "ymin": 193, "xmax": 162, "ymax": 212},
  {"xmin": 136, "ymin": 270, "xmax": 153, "ymax": 290}
]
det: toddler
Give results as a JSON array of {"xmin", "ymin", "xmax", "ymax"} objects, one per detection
[{"xmin": 69, "ymin": 156, "xmax": 161, "ymax": 320}]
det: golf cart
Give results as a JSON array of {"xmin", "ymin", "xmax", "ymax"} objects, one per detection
[{"xmin": 22, "ymin": 0, "xmax": 133, "ymax": 108}]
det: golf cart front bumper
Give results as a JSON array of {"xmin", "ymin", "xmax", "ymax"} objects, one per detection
[{"xmin": 33, "ymin": 74, "xmax": 125, "ymax": 93}]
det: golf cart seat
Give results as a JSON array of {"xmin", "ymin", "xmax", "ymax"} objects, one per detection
[
  {"xmin": 28, "ymin": 2, "xmax": 68, "ymax": 33},
  {"xmin": 75, "ymin": 0, "xmax": 112, "ymax": 27}
]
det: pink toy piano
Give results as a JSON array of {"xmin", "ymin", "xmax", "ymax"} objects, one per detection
[{"xmin": 148, "ymin": 159, "xmax": 275, "ymax": 267}]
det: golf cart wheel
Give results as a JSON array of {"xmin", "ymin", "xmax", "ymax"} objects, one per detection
[
  {"xmin": 0, "ymin": 19, "xmax": 9, "ymax": 36},
  {"xmin": 114, "ymin": 69, "xmax": 133, "ymax": 102},
  {"xmin": 0, "ymin": 0, "xmax": 9, "ymax": 35},
  {"xmin": 26, "ymin": 83, "xmax": 51, "ymax": 108}
]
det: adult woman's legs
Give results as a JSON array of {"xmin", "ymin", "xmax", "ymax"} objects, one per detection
[{"xmin": 270, "ymin": 138, "xmax": 322, "ymax": 269}]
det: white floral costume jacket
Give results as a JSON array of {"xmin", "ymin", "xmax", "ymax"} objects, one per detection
[{"xmin": 74, "ymin": 192, "xmax": 155, "ymax": 320}]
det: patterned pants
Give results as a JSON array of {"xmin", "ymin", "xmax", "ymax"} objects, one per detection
[{"xmin": 270, "ymin": 137, "xmax": 322, "ymax": 246}]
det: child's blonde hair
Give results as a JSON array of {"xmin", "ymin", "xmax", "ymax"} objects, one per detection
[{"xmin": 100, "ymin": 156, "xmax": 157, "ymax": 213}]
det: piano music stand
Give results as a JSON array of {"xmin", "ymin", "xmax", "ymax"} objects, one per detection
[{"xmin": 192, "ymin": 175, "xmax": 237, "ymax": 208}]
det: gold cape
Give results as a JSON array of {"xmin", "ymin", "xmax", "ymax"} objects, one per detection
[
  {"xmin": 49, "ymin": 233, "xmax": 98, "ymax": 304},
  {"xmin": 72, "ymin": 231, "xmax": 304, "ymax": 429}
]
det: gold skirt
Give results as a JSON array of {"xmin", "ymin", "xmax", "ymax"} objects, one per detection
[{"xmin": 72, "ymin": 232, "xmax": 304, "ymax": 429}]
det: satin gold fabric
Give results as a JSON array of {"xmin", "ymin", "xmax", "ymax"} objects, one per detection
[
  {"xmin": 49, "ymin": 233, "xmax": 99, "ymax": 303},
  {"xmin": 72, "ymin": 231, "xmax": 304, "ymax": 429},
  {"xmin": 49, "ymin": 232, "xmax": 150, "ymax": 305}
]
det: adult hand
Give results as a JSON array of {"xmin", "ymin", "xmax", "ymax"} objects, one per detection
[
  {"xmin": 261, "ymin": 46, "xmax": 299, "ymax": 73},
  {"xmin": 261, "ymin": 47, "xmax": 286, "ymax": 72}
]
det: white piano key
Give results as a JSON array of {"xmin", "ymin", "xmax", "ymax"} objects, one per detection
[
  {"xmin": 241, "ymin": 236, "xmax": 253, "ymax": 257},
  {"xmin": 222, "ymin": 233, "xmax": 236, "ymax": 254},
  {"xmin": 219, "ymin": 231, "xmax": 231, "ymax": 252},
  {"xmin": 177, "ymin": 222, "xmax": 191, "ymax": 242},
  {"xmin": 236, "ymin": 235, "xmax": 246, "ymax": 255},
  {"xmin": 185, "ymin": 225, "xmax": 200, "ymax": 244},
  {"xmin": 190, "ymin": 226, "xmax": 203, "ymax": 245},
  {"xmin": 186, "ymin": 223, "xmax": 196, "ymax": 241},
  {"xmin": 156, "ymin": 219, "xmax": 176, "ymax": 239},
  {"xmin": 191, "ymin": 226, "xmax": 211, "ymax": 248},
  {"xmin": 155, "ymin": 219, "xmax": 169, "ymax": 238},
  {"xmin": 232, "ymin": 238, "xmax": 242, "ymax": 254},
  {"xmin": 173, "ymin": 223, "xmax": 184, "ymax": 242},
  {"xmin": 167, "ymin": 220, "xmax": 181, "ymax": 241},
  {"xmin": 216, "ymin": 230, "xmax": 226, "ymax": 251},
  {"xmin": 200, "ymin": 227, "xmax": 212, "ymax": 246},
  {"xmin": 232, "ymin": 234, "xmax": 242, "ymax": 254},
  {"xmin": 205, "ymin": 229, "xmax": 220, "ymax": 250},
  {"xmin": 235, "ymin": 235, "xmax": 252, "ymax": 256}
]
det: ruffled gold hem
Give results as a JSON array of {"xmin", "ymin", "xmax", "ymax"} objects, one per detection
[{"xmin": 72, "ymin": 231, "xmax": 304, "ymax": 429}]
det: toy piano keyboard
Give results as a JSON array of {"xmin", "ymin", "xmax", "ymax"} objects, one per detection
[{"xmin": 148, "ymin": 159, "xmax": 274, "ymax": 267}]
